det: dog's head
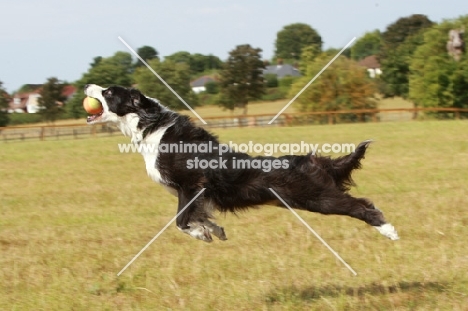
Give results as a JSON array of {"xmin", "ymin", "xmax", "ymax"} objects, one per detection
[
  {"xmin": 84, "ymin": 84, "xmax": 172, "ymax": 143},
  {"xmin": 84, "ymin": 84, "xmax": 152, "ymax": 125}
]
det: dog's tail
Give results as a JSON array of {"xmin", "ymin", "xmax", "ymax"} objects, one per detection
[{"xmin": 310, "ymin": 140, "xmax": 372, "ymax": 191}]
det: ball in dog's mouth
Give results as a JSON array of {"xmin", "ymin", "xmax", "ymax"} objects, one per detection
[{"xmin": 84, "ymin": 97, "xmax": 104, "ymax": 123}]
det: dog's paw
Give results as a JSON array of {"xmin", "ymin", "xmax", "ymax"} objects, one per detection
[
  {"xmin": 188, "ymin": 225, "xmax": 213, "ymax": 243},
  {"xmin": 207, "ymin": 224, "xmax": 228, "ymax": 240},
  {"xmin": 215, "ymin": 227, "xmax": 228, "ymax": 241},
  {"xmin": 374, "ymin": 223, "xmax": 399, "ymax": 240}
]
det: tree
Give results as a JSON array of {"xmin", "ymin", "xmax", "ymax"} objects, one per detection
[
  {"xmin": 298, "ymin": 45, "xmax": 321, "ymax": 72},
  {"xmin": 219, "ymin": 44, "xmax": 265, "ymax": 114},
  {"xmin": 379, "ymin": 14, "xmax": 434, "ymax": 98},
  {"xmin": 78, "ymin": 51, "xmax": 133, "ymax": 88},
  {"xmin": 67, "ymin": 51, "xmax": 134, "ymax": 118},
  {"xmin": 135, "ymin": 46, "xmax": 159, "ymax": 67},
  {"xmin": 134, "ymin": 59, "xmax": 198, "ymax": 110},
  {"xmin": 90, "ymin": 56, "xmax": 102, "ymax": 68},
  {"xmin": 165, "ymin": 51, "xmax": 192, "ymax": 63},
  {"xmin": 381, "ymin": 14, "xmax": 434, "ymax": 51},
  {"xmin": 275, "ymin": 23, "xmax": 322, "ymax": 61},
  {"xmin": 0, "ymin": 81, "xmax": 10, "ymax": 127},
  {"xmin": 204, "ymin": 54, "xmax": 223, "ymax": 71},
  {"xmin": 351, "ymin": 30, "xmax": 382, "ymax": 60},
  {"xmin": 409, "ymin": 15, "xmax": 468, "ymax": 114},
  {"xmin": 191, "ymin": 53, "xmax": 210, "ymax": 74},
  {"xmin": 290, "ymin": 54, "xmax": 377, "ymax": 121},
  {"xmin": 165, "ymin": 51, "xmax": 223, "ymax": 75},
  {"xmin": 380, "ymin": 30, "xmax": 429, "ymax": 98},
  {"xmin": 38, "ymin": 77, "xmax": 65, "ymax": 123}
]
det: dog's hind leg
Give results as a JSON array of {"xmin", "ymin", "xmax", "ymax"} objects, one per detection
[
  {"xmin": 353, "ymin": 198, "xmax": 399, "ymax": 240},
  {"xmin": 304, "ymin": 191, "xmax": 399, "ymax": 240}
]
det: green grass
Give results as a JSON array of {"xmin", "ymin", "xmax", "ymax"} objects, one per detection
[{"xmin": 1, "ymin": 120, "xmax": 468, "ymax": 310}]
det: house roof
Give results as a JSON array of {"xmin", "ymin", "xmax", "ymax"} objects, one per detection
[
  {"xmin": 7, "ymin": 85, "xmax": 75, "ymax": 112},
  {"xmin": 62, "ymin": 85, "xmax": 77, "ymax": 98},
  {"xmin": 190, "ymin": 76, "xmax": 217, "ymax": 88},
  {"xmin": 263, "ymin": 64, "xmax": 301, "ymax": 79},
  {"xmin": 358, "ymin": 55, "xmax": 380, "ymax": 69}
]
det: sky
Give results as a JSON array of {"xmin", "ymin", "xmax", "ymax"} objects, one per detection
[{"xmin": 0, "ymin": 0, "xmax": 466, "ymax": 93}]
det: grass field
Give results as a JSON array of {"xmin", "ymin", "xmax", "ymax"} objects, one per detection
[{"xmin": 1, "ymin": 120, "xmax": 467, "ymax": 310}]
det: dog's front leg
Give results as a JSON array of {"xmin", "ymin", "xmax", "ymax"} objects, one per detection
[{"xmin": 176, "ymin": 189, "xmax": 213, "ymax": 242}]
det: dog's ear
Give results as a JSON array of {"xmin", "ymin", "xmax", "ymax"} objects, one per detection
[
  {"xmin": 130, "ymin": 89, "xmax": 152, "ymax": 109},
  {"xmin": 130, "ymin": 89, "xmax": 143, "ymax": 107}
]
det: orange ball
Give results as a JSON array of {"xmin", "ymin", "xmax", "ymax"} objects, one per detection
[{"xmin": 83, "ymin": 97, "xmax": 103, "ymax": 114}]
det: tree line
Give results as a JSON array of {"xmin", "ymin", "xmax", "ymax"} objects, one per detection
[{"xmin": 1, "ymin": 14, "xmax": 467, "ymax": 126}]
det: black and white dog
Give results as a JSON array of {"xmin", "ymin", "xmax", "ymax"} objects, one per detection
[{"xmin": 84, "ymin": 84, "xmax": 399, "ymax": 242}]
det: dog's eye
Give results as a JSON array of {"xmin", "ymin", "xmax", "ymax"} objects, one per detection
[{"xmin": 103, "ymin": 89, "xmax": 112, "ymax": 97}]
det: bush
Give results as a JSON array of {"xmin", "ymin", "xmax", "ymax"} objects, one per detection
[
  {"xmin": 278, "ymin": 76, "xmax": 298, "ymax": 93},
  {"xmin": 0, "ymin": 111, "xmax": 9, "ymax": 127},
  {"xmin": 197, "ymin": 93, "xmax": 220, "ymax": 106},
  {"xmin": 264, "ymin": 74, "xmax": 278, "ymax": 88},
  {"xmin": 7, "ymin": 113, "xmax": 43, "ymax": 125},
  {"xmin": 260, "ymin": 88, "xmax": 287, "ymax": 101},
  {"xmin": 289, "ymin": 55, "xmax": 377, "ymax": 112},
  {"xmin": 204, "ymin": 81, "xmax": 220, "ymax": 94}
]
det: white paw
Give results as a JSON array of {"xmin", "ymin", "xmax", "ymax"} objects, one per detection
[
  {"xmin": 374, "ymin": 223, "xmax": 399, "ymax": 240},
  {"xmin": 185, "ymin": 225, "xmax": 213, "ymax": 242}
]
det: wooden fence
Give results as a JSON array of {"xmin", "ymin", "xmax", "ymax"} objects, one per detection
[{"xmin": 1, "ymin": 107, "xmax": 467, "ymax": 142}]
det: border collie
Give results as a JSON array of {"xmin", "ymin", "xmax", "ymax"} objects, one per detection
[{"xmin": 84, "ymin": 84, "xmax": 399, "ymax": 242}]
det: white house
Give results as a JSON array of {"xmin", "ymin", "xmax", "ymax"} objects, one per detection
[
  {"xmin": 190, "ymin": 76, "xmax": 217, "ymax": 94},
  {"xmin": 7, "ymin": 85, "xmax": 76, "ymax": 113},
  {"xmin": 358, "ymin": 55, "xmax": 382, "ymax": 78}
]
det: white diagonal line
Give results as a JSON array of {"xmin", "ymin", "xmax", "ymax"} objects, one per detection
[
  {"xmin": 269, "ymin": 188, "xmax": 357, "ymax": 276},
  {"xmin": 118, "ymin": 36, "xmax": 207, "ymax": 125},
  {"xmin": 117, "ymin": 188, "xmax": 206, "ymax": 276},
  {"xmin": 268, "ymin": 37, "xmax": 357, "ymax": 124}
]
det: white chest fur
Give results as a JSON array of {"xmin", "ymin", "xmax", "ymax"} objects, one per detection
[{"xmin": 140, "ymin": 124, "xmax": 174, "ymax": 184}]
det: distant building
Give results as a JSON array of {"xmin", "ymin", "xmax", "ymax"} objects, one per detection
[
  {"xmin": 7, "ymin": 85, "xmax": 76, "ymax": 113},
  {"xmin": 358, "ymin": 55, "xmax": 382, "ymax": 78},
  {"xmin": 263, "ymin": 63, "xmax": 301, "ymax": 79},
  {"xmin": 190, "ymin": 76, "xmax": 217, "ymax": 94}
]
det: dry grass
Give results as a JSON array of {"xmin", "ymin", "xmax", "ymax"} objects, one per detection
[
  {"xmin": 378, "ymin": 97, "xmax": 414, "ymax": 122},
  {"xmin": 378, "ymin": 97, "xmax": 414, "ymax": 110},
  {"xmin": 1, "ymin": 120, "xmax": 468, "ymax": 310},
  {"xmin": 181, "ymin": 99, "xmax": 294, "ymax": 118}
]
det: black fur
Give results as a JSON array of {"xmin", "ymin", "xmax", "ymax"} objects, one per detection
[{"xmin": 97, "ymin": 85, "xmax": 392, "ymax": 240}]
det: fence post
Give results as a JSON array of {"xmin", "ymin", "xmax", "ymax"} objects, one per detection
[
  {"xmin": 40, "ymin": 126, "xmax": 45, "ymax": 141},
  {"xmin": 328, "ymin": 113, "xmax": 333, "ymax": 125},
  {"xmin": 455, "ymin": 111, "xmax": 460, "ymax": 120}
]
